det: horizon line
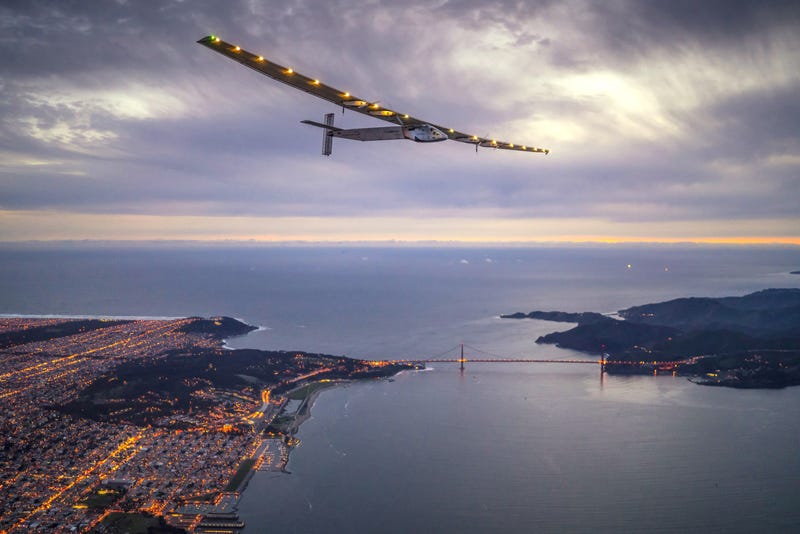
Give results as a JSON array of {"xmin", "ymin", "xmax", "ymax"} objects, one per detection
[{"xmin": 1, "ymin": 237, "xmax": 799, "ymax": 247}]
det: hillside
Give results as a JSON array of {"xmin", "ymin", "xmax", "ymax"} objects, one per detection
[{"xmin": 502, "ymin": 289, "xmax": 800, "ymax": 388}]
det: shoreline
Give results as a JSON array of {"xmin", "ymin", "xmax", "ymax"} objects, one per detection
[
  {"xmin": 0, "ymin": 313, "xmax": 184, "ymax": 320},
  {"xmin": 284, "ymin": 380, "xmax": 343, "ymax": 436},
  {"xmin": 231, "ymin": 377, "xmax": 394, "ymax": 518},
  {"xmin": 169, "ymin": 376, "xmax": 406, "ymax": 532}
]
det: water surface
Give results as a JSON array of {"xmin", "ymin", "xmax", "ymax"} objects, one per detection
[{"xmin": 2, "ymin": 244, "xmax": 799, "ymax": 532}]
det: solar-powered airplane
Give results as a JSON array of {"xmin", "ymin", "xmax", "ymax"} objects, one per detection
[{"xmin": 197, "ymin": 35, "xmax": 549, "ymax": 157}]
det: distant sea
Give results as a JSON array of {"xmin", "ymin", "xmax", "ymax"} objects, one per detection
[{"xmin": 2, "ymin": 243, "xmax": 800, "ymax": 532}]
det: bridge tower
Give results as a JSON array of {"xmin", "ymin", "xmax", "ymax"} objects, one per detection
[{"xmin": 459, "ymin": 343, "xmax": 465, "ymax": 372}]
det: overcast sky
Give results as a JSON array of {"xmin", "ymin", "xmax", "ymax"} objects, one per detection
[{"xmin": 1, "ymin": 0, "xmax": 799, "ymax": 243}]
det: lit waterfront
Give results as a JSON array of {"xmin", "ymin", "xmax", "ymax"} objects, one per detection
[{"xmin": 0, "ymin": 318, "xmax": 255, "ymax": 531}]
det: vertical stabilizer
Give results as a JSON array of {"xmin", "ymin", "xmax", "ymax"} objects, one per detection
[{"xmin": 322, "ymin": 113, "xmax": 334, "ymax": 156}]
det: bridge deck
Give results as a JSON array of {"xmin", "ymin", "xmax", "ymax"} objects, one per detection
[{"xmin": 389, "ymin": 359, "xmax": 683, "ymax": 366}]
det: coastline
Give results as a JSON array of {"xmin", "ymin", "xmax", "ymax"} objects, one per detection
[
  {"xmin": 0, "ymin": 313, "xmax": 184, "ymax": 320},
  {"xmin": 155, "ymin": 321, "xmax": 417, "ymax": 532},
  {"xmin": 283, "ymin": 380, "xmax": 343, "ymax": 437},
  {"xmin": 229, "ymin": 374, "xmax": 410, "ymax": 528}
]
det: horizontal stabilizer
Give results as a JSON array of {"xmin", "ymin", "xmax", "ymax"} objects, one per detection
[{"xmin": 301, "ymin": 119, "xmax": 343, "ymax": 132}]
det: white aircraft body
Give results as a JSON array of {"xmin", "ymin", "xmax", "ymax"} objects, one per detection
[{"xmin": 197, "ymin": 35, "xmax": 549, "ymax": 157}]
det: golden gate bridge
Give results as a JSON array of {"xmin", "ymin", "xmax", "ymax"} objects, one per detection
[{"xmin": 382, "ymin": 343, "xmax": 687, "ymax": 373}]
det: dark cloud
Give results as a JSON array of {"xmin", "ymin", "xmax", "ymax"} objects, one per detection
[
  {"xmin": 0, "ymin": 0, "xmax": 798, "ymax": 239},
  {"xmin": 699, "ymin": 83, "xmax": 800, "ymax": 158},
  {"xmin": 587, "ymin": 0, "xmax": 800, "ymax": 60},
  {"xmin": 626, "ymin": 0, "xmax": 799, "ymax": 42}
]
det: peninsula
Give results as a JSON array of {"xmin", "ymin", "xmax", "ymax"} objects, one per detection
[
  {"xmin": 502, "ymin": 288, "xmax": 800, "ymax": 388},
  {"xmin": 0, "ymin": 316, "xmax": 417, "ymax": 533}
]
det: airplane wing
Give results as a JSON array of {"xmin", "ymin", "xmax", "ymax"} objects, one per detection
[{"xmin": 197, "ymin": 35, "xmax": 549, "ymax": 155}]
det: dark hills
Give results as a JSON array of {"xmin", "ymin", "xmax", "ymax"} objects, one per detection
[
  {"xmin": 178, "ymin": 316, "xmax": 257, "ymax": 338},
  {"xmin": 502, "ymin": 288, "xmax": 800, "ymax": 388},
  {"xmin": 535, "ymin": 320, "xmax": 677, "ymax": 353},
  {"xmin": 500, "ymin": 311, "xmax": 608, "ymax": 324},
  {"xmin": 54, "ymin": 346, "xmax": 411, "ymax": 427},
  {"xmin": 619, "ymin": 288, "xmax": 800, "ymax": 336}
]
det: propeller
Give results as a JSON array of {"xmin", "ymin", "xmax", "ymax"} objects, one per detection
[{"xmin": 476, "ymin": 132, "xmax": 489, "ymax": 153}]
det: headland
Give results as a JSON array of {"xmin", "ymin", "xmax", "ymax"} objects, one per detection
[{"xmin": 502, "ymin": 288, "xmax": 800, "ymax": 388}]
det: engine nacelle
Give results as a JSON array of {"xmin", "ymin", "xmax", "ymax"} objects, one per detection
[
  {"xmin": 342, "ymin": 100, "xmax": 369, "ymax": 108},
  {"xmin": 403, "ymin": 124, "xmax": 448, "ymax": 143}
]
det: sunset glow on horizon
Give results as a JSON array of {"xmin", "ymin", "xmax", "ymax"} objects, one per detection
[{"xmin": 1, "ymin": 210, "xmax": 797, "ymax": 246}]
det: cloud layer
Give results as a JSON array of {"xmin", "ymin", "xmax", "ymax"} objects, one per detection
[{"xmin": 1, "ymin": 0, "xmax": 798, "ymax": 241}]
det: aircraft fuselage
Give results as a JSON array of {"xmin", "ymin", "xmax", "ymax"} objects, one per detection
[{"xmin": 403, "ymin": 124, "xmax": 448, "ymax": 143}]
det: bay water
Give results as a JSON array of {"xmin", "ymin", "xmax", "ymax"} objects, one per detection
[{"xmin": 1, "ymin": 244, "xmax": 799, "ymax": 532}]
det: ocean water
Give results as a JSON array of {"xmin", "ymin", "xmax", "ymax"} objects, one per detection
[{"xmin": 2, "ymin": 244, "xmax": 800, "ymax": 532}]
